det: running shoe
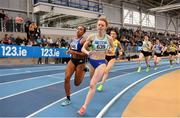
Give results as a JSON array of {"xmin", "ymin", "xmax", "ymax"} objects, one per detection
[
  {"xmin": 61, "ymin": 98, "xmax": 71, "ymax": 106},
  {"xmin": 97, "ymin": 84, "xmax": 104, "ymax": 92},
  {"xmin": 77, "ymin": 106, "xmax": 86, "ymax": 116},
  {"xmin": 84, "ymin": 67, "xmax": 89, "ymax": 72},
  {"xmin": 146, "ymin": 67, "xmax": 150, "ymax": 72},
  {"xmin": 137, "ymin": 67, "xmax": 141, "ymax": 72},
  {"xmin": 154, "ymin": 67, "xmax": 158, "ymax": 70}
]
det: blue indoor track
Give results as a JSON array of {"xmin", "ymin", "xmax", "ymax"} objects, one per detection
[{"xmin": 0, "ymin": 60, "xmax": 179, "ymax": 117}]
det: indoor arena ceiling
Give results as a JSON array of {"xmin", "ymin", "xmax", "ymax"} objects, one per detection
[{"xmin": 99, "ymin": 0, "xmax": 180, "ymax": 16}]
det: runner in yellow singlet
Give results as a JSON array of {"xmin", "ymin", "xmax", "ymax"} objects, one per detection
[{"xmin": 167, "ymin": 40, "xmax": 177, "ymax": 68}]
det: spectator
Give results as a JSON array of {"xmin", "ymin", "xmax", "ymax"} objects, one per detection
[
  {"xmin": 6, "ymin": 17, "xmax": 14, "ymax": 32},
  {"xmin": 36, "ymin": 36, "xmax": 43, "ymax": 46},
  {"xmin": 0, "ymin": 10, "xmax": 9, "ymax": 32},
  {"xmin": 0, "ymin": 10, "xmax": 6, "ymax": 31},
  {"xmin": 60, "ymin": 37, "xmax": 67, "ymax": 47},
  {"xmin": 0, "ymin": 10, "xmax": 5, "ymax": 20},
  {"xmin": 15, "ymin": 36, "xmax": 23, "ymax": 45},
  {"xmin": 35, "ymin": 25, "xmax": 41, "ymax": 39},
  {"xmin": 55, "ymin": 38, "xmax": 61, "ymax": 47},
  {"xmin": 44, "ymin": 43, "xmax": 49, "ymax": 64},
  {"xmin": 26, "ymin": 40, "xmax": 33, "ymax": 46},
  {"xmin": 15, "ymin": 14, "xmax": 24, "ymax": 32},
  {"xmin": 24, "ymin": 19, "xmax": 32, "ymax": 39},
  {"xmin": 47, "ymin": 36, "xmax": 53, "ymax": 47},
  {"xmin": 9, "ymin": 34, "xmax": 15, "ymax": 44},
  {"xmin": 42, "ymin": 35, "xmax": 47, "ymax": 46},
  {"xmin": 29, "ymin": 22, "xmax": 37, "ymax": 40},
  {"xmin": 2, "ymin": 34, "xmax": 10, "ymax": 44},
  {"xmin": 23, "ymin": 37, "xmax": 28, "ymax": 45},
  {"xmin": 37, "ymin": 44, "xmax": 43, "ymax": 64}
]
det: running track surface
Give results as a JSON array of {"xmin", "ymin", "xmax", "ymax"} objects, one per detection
[{"xmin": 0, "ymin": 60, "xmax": 179, "ymax": 117}]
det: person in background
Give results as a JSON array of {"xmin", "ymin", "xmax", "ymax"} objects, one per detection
[
  {"xmin": 166, "ymin": 40, "xmax": 177, "ymax": 68},
  {"xmin": 152, "ymin": 38, "xmax": 164, "ymax": 70},
  {"xmin": 15, "ymin": 14, "xmax": 24, "ymax": 32},
  {"xmin": 137, "ymin": 35, "xmax": 152, "ymax": 72}
]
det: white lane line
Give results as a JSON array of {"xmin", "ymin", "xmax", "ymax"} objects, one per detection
[
  {"xmin": 0, "ymin": 60, "xmax": 140, "ymax": 77},
  {"xmin": 110, "ymin": 61, "xmax": 168, "ymax": 73},
  {"xmin": 25, "ymin": 71, "xmax": 32, "ymax": 72},
  {"xmin": 14, "ymin": 69, "xmax": 20, "ymax": 70},
  {"xmin": 0, "ymin": 80, "xmax": 65, "ymax": 101},
  {"xmin": 96, "ymin": 66, "xmax": 180, "ymax": 118},
  {"xmin": 0, "ymin": 66, "xmax": 66, "ymax": 77},
  {"xmin": 0, "ymin": 74, "xmax": 91, "ymax": 101},
  {"xmin": 0, "ymin": 62, "xmax": 138, "ymax": 85},
  {"xmin": 0, "ymin": 65, "xmax": 66, "ymax": 71},
  {"xmin": 0, "ymin": 66, "xmax": 131, "ymax": 101},
  {"xmin": 26, "ymin": 71, "xmax": 137, "ymax": 118},
  {"xmin": 0, "ymin": 61, "xmax": 168, "ymax": 77},
  {"xmin": 0, "ymin": 73, "xmax": 65, "ymax": 85},
  {"xmin": 0, "ymin": 66, "xmax": 128, "ymax": 100}
]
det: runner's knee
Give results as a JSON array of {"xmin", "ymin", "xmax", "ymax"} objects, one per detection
[
  {"xmin": 89, "ymin": 83, "xmax": 96, "ymax": 90},
  {"xmin": 65, "ymin": 76, "xmax": 71, "ymax": 84},
  {"xmin": 74, "ymin": 78, "xmax": 82, "ymax": 86}
]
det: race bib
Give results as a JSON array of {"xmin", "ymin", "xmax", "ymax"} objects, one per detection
[
  {"xmin": 93, "ymin": 41, "xmax": 108, "ymax": 51},
  {"xmin": 70, "ymin": 41, "xmax": 78, "ymax": 50}
]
